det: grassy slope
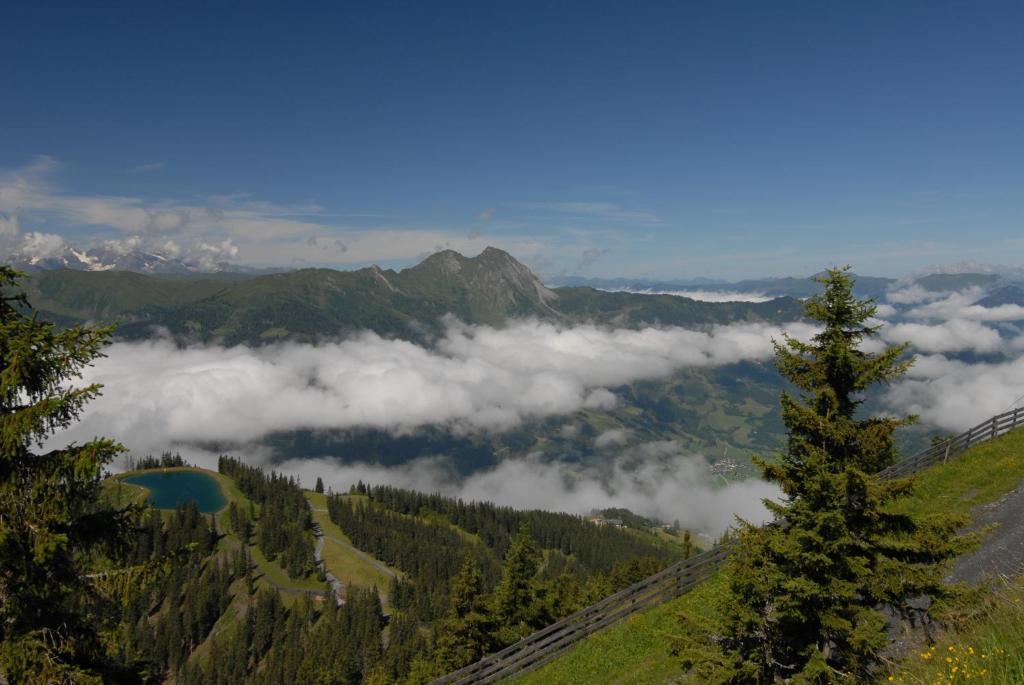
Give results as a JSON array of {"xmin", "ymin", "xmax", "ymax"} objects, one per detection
[
  {"xmin": 886, "ymin": 578, "xmax": 1024, "ymax": 684},
  {"xmin": 518, "ymin": 427, "xmax": 1024, "ymax": 685},
  {"xmin": 514, "ymin": 577, "xmax": 724, "ymax": 685},
  {"xmin": 305, "ymin": 492, "xmax": 401, "ymax": 594},
  {"xmin": 886, "ymin": 579, "xmax": 1024, "ymax": 683}
]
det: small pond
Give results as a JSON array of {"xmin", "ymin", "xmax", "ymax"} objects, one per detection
[{"xmin": 122, "ymin": 470, "xmax": 227, "ymax": 514}]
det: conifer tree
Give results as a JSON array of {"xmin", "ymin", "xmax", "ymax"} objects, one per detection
[
  {"xmin": 678, "ymin": 267, "xmax": 964, "ymax": 683},
  {"xmin": 492, "ymin": 523, "xmax": 540, "ymax": 642},
  {"xmin": 434, "ymin": 557, "xmax": 495, "ymax": 670},
  {"xmin": 0, "ymin": 267, "xmax": 134, "ymax": 683},
  {"xmin": 315, "ymin": 476, "xmax": 325, "ymax": 494}
]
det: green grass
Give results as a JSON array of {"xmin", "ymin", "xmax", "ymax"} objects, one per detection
[
  {"xmin": 886, "ymin": 578, "xmax": 1024, "ymax": 684},
  {"xmin": 887, "ymin": 428, "xmax": 1024, "ymax": 519},
  {"xmin": 514, "ymin": 576, "xmax": 724, "ymax": 685},
  {"xmin": 518, "ymin": 428, "xmax": 1024, "ymax": 685},
  {"xmin": 305, "ymin": 492, "xmax": 400, "ymax": 596},
  {"xmin": 249, "ymin": 544, "xmax": 324, "ymax": 593},
  {"xmin": 101, "ymin": 477, "xmax": 150, "ymax": 508}
]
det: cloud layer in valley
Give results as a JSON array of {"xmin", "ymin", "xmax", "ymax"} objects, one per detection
[
  {"xmin": 36, "ymin": 280, "xmax": 1024, "ymax": 534},
  {"xmin": 54, "ymin": 318, "xmax": 818, "ymax": 455},
  {"xmin": 876, "ymin": 285, "xmax": 1024, "ymax": 428},
  {"xmin": 604, "ymin": 288, "xmax": 773, "ymax": 303}
]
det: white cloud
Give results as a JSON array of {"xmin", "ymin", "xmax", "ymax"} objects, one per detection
[
  {"xmin": 881, "ymin": 319, "xmax": 1004, "ymax": 354},
  {"xmin": 885, "ymin": 284, "xmax": 943, "ymax": 305},
  {"xmin": 146, "ymin": 444, "xmax": 779, "ymax": 536},
  {"xmin": 874, "ymin": 303, "xmax": 897, "ymax": 318},
  {"xmin": 557, "ymin": 423, "xmax": 580, "ymax": 438},
  {"xmin": 886, "ymin": 354, "xmax": 1024, "ymax": 431},
  {"xmin": 18, "ymin": 232, "xmax": 67, "ymax": 260},
  {"xmin": 906, "ymin": 287, "xmax": 1024, "ymax": 322},
  {"xmin": 0, "ymin": 157, "xmax": 557, "ymax": 268},
  {"xmin": 595, "ymin": 428, "xmax": 632, "ymax": 449},
  {"xmin": 451, "ymin": 449, "xmax": 778, "ymax": 535},
  {"xmin": 603, "ymin": 288, "xmax": 773, "ymax": 303},
  {"xmin": 53, "ymin": 318, "xmax": 815, "ymax": 457}
]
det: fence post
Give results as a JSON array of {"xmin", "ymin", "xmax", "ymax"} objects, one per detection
[
  {"xmin": 944, "ymin": 441, "xmax": 951, "ymax": 463},
  {"xmin": 992, "ymin": 416, "xmax": 998, "ymax": 440}
]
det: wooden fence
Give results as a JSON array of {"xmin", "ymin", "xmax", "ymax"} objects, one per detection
[
  {"xmin": 432, "ymin": 405, "xmax": 1024, "ymax": 684},
  {"xmin": 878, "ymin": 407, "xmax": 1024, "ymax": 479}
]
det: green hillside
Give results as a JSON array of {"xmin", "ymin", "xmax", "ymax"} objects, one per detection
[
  {"xmin": 515, "ymin": 426, "xmax": 1024, "ymax": 685},
  {"xmin": 21, "ymin": 248, "xmax": 804, "ymax": 346}
]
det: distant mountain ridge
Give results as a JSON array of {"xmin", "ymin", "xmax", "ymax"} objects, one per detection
[
  {"xmin": 6, "ymin": 242, "xmax": 279, "ymax": 275},
  {"xmin": 550, "ymin": 273, "xmax": 896, "ymax": 299},
  {"xmin": 16, "ymin": 247, "xmax": 805, "ymax": 346}
]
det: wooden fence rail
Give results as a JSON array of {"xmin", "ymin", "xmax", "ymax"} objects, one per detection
[{"xmin": 432, "ymin": 405, "xmax": 1024, "ymax": 684}]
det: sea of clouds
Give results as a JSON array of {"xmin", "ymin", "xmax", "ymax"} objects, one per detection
[
  {"xmin": 50, "ymin": 284, "xmax": 1024, "ymax": 534},
  {"xmin": 602, "ymin": 288, "xmax": 773, "ymax": 303}
]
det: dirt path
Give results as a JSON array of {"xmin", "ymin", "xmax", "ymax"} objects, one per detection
[
  {"xmin": 312, "ymin": 520, "xmax": 345, "ymax": 604},
  {"xmin": 310, "ymin": 506, "xmax": 399, "ymax": 582},
  {"xmin": 323, "ymin": 531, "xmax": 398, "ymax": 582},
  {"xmin": 948, "ymin": 478, "xmax": 1024, "ymax": 583}
]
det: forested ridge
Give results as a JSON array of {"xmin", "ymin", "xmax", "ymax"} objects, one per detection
[
  {"xmin": 217, "ymin": 456, "xmax": 317, "ymax": 580},
  {"xmin": 358, "ymin": 483, "xmax": 682, "ymax": 568},
  {"xmin": 52, "ymin": 457, "xmax": 687, "ymax": 684},
  {"xmin": 99, "ymin": 463, "xmax": 692, "ymax": 683}
]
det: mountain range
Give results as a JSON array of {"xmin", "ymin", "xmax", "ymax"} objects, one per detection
[{"xmin": 20, "ymin": 247, "xmax": 804, "ymax": 346}]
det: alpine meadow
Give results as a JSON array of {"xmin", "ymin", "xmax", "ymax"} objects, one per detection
[{"xmin": 4, "ymin": 2, "xmax": 1024, "ymax": 684}]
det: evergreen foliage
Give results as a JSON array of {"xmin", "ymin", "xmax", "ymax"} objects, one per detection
[
  {"xmin": 0, "ymin": 266, "xmax": 135, "ymax": 683},
  {"xmin": 677, "ymin": 267, "xmax": 966, "ymax": 683},
  {"xmin": 126, "ymin": 452, "xmax": 188, "ymax": 470},
  {"xmin": 434, "ymin": 558, "xmax": 497, "ymax": 671},
  {"xmin": 493, "ymin": 523, "xmax": 542, "ymax": 640},
  {"xmin": 363, "ymin": 483, "xmax": 678, "ymax": 570},
  {"xmin": 218, "ymin": 456, "xmax": 315, "ymax": 579},
  {"xmin": 327, "ymin": 493, "xmax": 500, "ymax": 621}
]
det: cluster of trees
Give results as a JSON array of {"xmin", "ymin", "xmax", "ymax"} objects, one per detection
[
  {"xmin": 416, "ymin": 525, "xmax": 668, "ymax": 678},
  {"xmin": 116, "ymin": 503, "xmax": 250, "ymax": 677},
  {"xmin": 329, "ymin": 494, "xmax": 500, "ymax": 620},
  {"xmin": 177, "ymin": 587, "xmax": 405, "ymax": 685},
  {"xmin": 330, "ymin": 489, "xmax": 681, "ymax": 625},
  {"xmin": 353, "ymin": 483, "xmax": 679, "ymax": 571},
  {"xmin": 217, "ymin": 456, "xmax": 316, "ymax": 579},
  {"xmin": 125, "ymin": 452, "xmax": 188, "ymax": 471}
]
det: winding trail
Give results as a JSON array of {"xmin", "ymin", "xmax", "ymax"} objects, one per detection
[
  {"xmin": 310, "ymin": 506, "xmax": 399, "ymax": 582},
  {"xmin": 948, "ymin": 478, "xmax": 1024, "ymax": 583},
  {"xmin": 310, "ymin": 516, "xmax": 346, "ymax": 604}
]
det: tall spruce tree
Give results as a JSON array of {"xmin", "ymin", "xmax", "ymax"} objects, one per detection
[
  {"xmin": 677, "ymin": 267, "xmax": 964, "ymax": 683},
  {"xmin": 492, "ymin": 523, "xmax": 541, "ymax": 643},
  {"xmin": 434, "ymin": 557, "xmax": 496, "ymax": 671},
  {"xmin": 0, "ymin": 267, "xmax": 134, "ymax": 683}
]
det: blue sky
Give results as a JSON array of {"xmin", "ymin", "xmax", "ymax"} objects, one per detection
[{"xmin": 2, "ymin": 1, "xmax": 1022, "ymax": 279}]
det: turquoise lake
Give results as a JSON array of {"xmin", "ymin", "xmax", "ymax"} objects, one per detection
[{"xmin": 122, "ymin": 471, "xmax": 227, "ymax": 514}]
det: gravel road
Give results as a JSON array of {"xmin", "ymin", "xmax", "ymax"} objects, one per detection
[{"xmin": 948, "ymin": 479, "xmax": 1024, "ymax": 583}]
